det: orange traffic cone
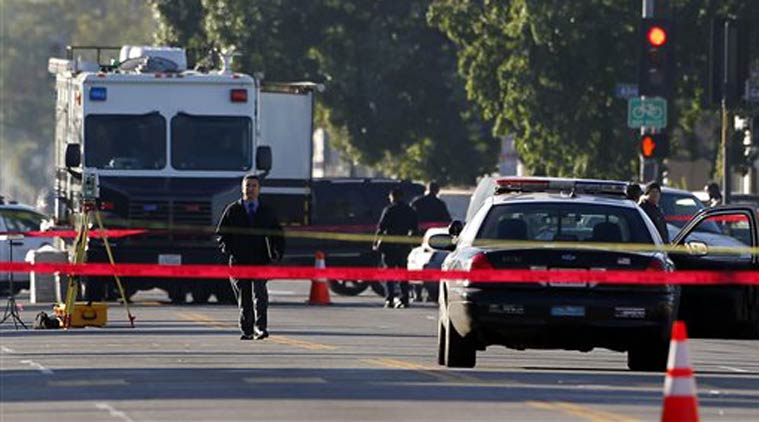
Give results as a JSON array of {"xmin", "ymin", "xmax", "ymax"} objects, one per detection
[
  {"xmin": 661, "ymin": 321, "xmax": 699, "ymax": 422},
  {"xmin": 308, "ymin": 251, "xmax": 331, "ymax": 305}
]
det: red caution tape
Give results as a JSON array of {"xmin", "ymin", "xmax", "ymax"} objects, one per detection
[
  {"xmin": 0, "ymin": 229, "xmax": 148, "ymax": 239},
  {"xmin": 1, "ymin": 261, "xmax": 759, "ymax": 285}
]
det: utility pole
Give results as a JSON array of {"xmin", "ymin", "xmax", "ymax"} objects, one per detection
[
  {"xmin": 639, "ymin": 0, "xmax": 658, "ymax": 183},
  {"xmin": 721, "ymin": 20, "xmax": 735, "ymax": 204}
]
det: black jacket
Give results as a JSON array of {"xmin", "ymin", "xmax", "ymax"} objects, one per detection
[
  {"xmin": 375, "ymin": 201, "xmax": 419, "ymax": 257},
  {"xmin": 216, "ymin": 200, "xmax": 285, "ymax": 265},
  {"xmin": 639, "ymin": 200, "xmax": 669, "ymax": 243},
  {"xmin": 410, "ymin": 194, "xmax": 451, "ymax": 224}
]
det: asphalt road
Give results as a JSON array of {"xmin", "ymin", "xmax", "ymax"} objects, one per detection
[{"xmin": 1, "ymin": 282, "xmax": 758, "ymax": 421}]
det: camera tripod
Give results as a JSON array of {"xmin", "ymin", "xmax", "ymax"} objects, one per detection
[
  {"xmin": 61, "ymin": 201, "xmax": 135, "ymax": 328},
  {"xmin": 1, "ymin": 234, "xmax": 28, "ymax": 329}
]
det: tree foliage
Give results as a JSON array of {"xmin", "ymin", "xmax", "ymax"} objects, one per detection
[
  {"xmin": 152, "ymin": 0, "xmax": 498, "ymax": 184},
  {"xmin": 429, "ymin": 0, "xmax": 759, "ymax": 180},
  {"xmin": 0, "ymin": 0, "xmax": 153, "ymax": 203}
]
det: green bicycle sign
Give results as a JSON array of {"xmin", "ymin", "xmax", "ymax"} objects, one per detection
[{"xmin": 627, "ymin": 97, "xmax": 667, "ymax": 129}]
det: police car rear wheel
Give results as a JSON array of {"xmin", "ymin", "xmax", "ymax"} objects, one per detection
[
  {"xmin": 328, "ymin": 280, "xmax": 369, "ymax": 296},
  {"xmin": 627, "ymin": 338, "xmax": 668, "ymax": 371}
]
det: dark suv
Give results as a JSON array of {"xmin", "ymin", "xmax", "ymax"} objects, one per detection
[{"xmin": 284, "ymin": 178, "xmax": 424, "ymax": 296}]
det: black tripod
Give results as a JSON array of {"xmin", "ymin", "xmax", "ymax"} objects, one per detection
[{"xmin": 1, "ymin": 235, "xmax": 27, "ymax": 329}]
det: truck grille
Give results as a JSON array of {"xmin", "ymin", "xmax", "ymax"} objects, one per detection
[{"xmin": 128, "ymin": 200, "xmax": 212, "ymax": 239}]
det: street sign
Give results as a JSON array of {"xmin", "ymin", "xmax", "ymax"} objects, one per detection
[
  {"xmin": 627, "ymin": 97, "xmax": 667, "ymax": 128},
  {"xmin": 615, "ymin": 83, "xmax": 639, "ymax": 99}
]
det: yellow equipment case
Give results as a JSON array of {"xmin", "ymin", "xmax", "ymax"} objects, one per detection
[{"xmin": 54, "ymin": 302, "xmax": 108, "ymax": 327}]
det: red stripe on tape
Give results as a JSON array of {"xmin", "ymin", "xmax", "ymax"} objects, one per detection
[
  {"xmin": 667, "ymin": 367, "xmax": 694, "ymax": 377},
  {"xmin": 1, "ymin": 261, "xmax": 759, "ymax": 284},
  {"xmin": 0, "ymin": 229, "xmax": 147, "ymax": 239}
]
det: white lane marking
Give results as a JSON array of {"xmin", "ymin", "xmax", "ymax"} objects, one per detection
[
  {"xmin": 49, "ymin": 379, "xmax": 128, "ymax": 387},
  {"xmin": 719, "ymin": 365, "xmax": 749, "ymax": 373},
  {"xmin": 425, "ymin": 315, "xmax": 436, "ymax": 320},
  {"xmin": 269, "ymin": 290, "xmax": 295, "ymax": 295},
  {"xmin": 19, "ymin": 360, "xmax": 53, "ymax": 375},
  {"xmin": 95, "ymin": 402, "xmax": 135, "ymax": 422},
  {"xmin": 1, "ymin": 346, "xmax": 15, "ymax": 353},
  {"xmin": 244, "ymin": 377, "xmax": 326, "ymax": 384}
]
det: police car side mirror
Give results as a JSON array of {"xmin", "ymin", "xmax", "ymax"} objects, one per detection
[
  {"xmin": 448, "ymin": 220, "xmax": 463, "ymax": 236},
  {"xmin": 256, "ymin": 145, "xmax": 272, "ymax": 171},
  {"xmin": 428, "ymin": 233, "xmax": 455, "ymax": 251},
  {"xmin": 684, "ymin": 240, "xmax": 708, "ymax": 256},
  {"xmin": 65, "ymin": 143, "xmax": 81, "ymax": 168}
]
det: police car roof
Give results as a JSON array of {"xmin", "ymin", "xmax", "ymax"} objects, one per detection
[
  {"xmin": 489, "ymin": 176, "xmax": 635, "ymax": 208},
  {"xmin": 490, "ymin": 191, "xmax": 638, "ymax": 208}
]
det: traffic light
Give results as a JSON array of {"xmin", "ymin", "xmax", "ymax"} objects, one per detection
[
  {"xmin": 639, "ymin": 133, "xmax": 669, "ymax": 159},
  {"xmin": 639, "ymin": 18, "xmax": 674, "ymax": 97},
  {"xmin": 708, "ymin": 18, "xmax": 751, "ymax": 106}
]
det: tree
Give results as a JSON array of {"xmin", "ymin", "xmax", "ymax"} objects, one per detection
[
  {"xmin": 152, "ymin": 0, "xmax": 497, "ymax": 184},
  {"xmin": 429, "ymin": 0, "xmax": 759, "ymax": 180},
  {"xmin": 429, "ymin": 1, "xmax": 640, "ymax": 179},
  {"xmin": 0, "ymin": 0, "xmax": 154, "ymax": 204}
]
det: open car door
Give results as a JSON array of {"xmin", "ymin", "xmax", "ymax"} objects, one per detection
[{"xmin": 670, "ymin": 206, "xmax": 759, "ymax": 338}]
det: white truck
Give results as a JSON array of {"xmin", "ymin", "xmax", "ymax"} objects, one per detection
[{"xmin": 48, "ymin": 45, "xmax": 314, "ymax": 303}]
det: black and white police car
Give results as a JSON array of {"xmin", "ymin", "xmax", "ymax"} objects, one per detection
[{"xmin": 432, "ymin": 177, "xmax": 758, "ymax": 370}]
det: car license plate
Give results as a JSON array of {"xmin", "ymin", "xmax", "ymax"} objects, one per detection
[
  {"xmin": 550, "ymin": 306, "xmax": 585, "ymax": 317},
  {"xmin": 159, "ymin": 254, "xmax": 181, "ymax": 265}
]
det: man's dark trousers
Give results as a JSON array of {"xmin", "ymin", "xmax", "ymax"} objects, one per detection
[
  {"xmin": 230, "ymin": 278, "xmax": 268, "ymax": 335},
  {"xmin": 383, "ymin": 253, "xmax": 409, "ymax": 304}
]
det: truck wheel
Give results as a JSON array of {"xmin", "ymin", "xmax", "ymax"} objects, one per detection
[
  {"xmin": 328, "ymin": 280, "xmax": 369, "ymax": 296},
  {"xmin": 445, "ymin": 317, "xmax": 476, "ymax": 368},
  {"xmin": 81, "ymin": 277, "xmax": 107, "ymax": 301},
  {"xmin": 627, "ymin": 337, "xmax": 669, "ymax": 371},
  {"xmin": 190, "ymin": 287, "xmax": 211, "ymax": 304},
  {"xmin": 167, "ymin": 286, "xmax": 187, "ymax": 304}
]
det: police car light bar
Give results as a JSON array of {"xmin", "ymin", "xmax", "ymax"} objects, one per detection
[{"xmin": 495, "ymin": 177, "xmax": 627, "ymax": 196}]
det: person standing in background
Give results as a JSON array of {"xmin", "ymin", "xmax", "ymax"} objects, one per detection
[
  {"xmin": 410, "ymin": 181, "xmax": 451, "ymax": 229},
  {"xmin": 639, "ymin": 182, "xmax": 669, "ymax": 243},
  {"xmin": 374, "ymin": 188, "xmax": 418, "ymax": 309}
]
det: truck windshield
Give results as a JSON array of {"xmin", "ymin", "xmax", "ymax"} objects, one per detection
[
  {"xmin": 171, "ymin": 113, "xmax": 252, "ymax": 171},
  {"xmin": 84, "ymin": 113, "xmax": 166, "ymax": 170}
]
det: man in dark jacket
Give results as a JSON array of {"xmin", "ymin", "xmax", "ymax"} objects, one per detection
[
  {"xmin": 216, "ymin": 174, "xmax": 285, "ymax": 340},
  {"xmin": 638, "ymin": 182, "xmax": 669, "ymax": 243},
  {"xmin": 374, "ymin": 188, "xmax": 419, "ymax": 308},
  {"xmin": 410, "ymin": 181, "xmax": 451, "ymax": 227}
]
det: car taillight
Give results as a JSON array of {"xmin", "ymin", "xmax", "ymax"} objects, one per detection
[
  {"xmin": 470, "ymin": 253, "xmax": 494, "ymax": 270},
  {"xmin": 646, "ymin": 258, "xmax": 665, "ymax": 271}
]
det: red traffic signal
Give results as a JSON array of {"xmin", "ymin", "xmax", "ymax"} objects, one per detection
[
  {"xmin": 647, "ymin": 26, "xmax": 668, "ymax": 47},
  {"xmin": 640, "ymin": 133, "xmax": 669, "ymax": 159},
  {"xmin": 639, "ymin": 18, "xmax": 674, "ymax": 97}
]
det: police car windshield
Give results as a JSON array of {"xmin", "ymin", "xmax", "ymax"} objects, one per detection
[
  {"xmin": 171, "ymin": 114, "xmax": 252, "ymax": 171},
  {"xmin": 476, "ymin": 203, "xmax": 655, "ymax": 244},
  {"xmin": 84, "ymin": 113, "xmax": 166, "ymax": 170}
]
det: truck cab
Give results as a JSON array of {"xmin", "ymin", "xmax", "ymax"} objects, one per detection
[{"xmin": 49, "ymin": 46, "xmax": 313, "ymax": 303}]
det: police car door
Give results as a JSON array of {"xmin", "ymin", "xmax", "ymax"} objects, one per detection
[
  {"xmin": 670, "ymin": 206, "xmax": 757, "ymax": 272},
  {"xmin": 670, "ymin": 206, "xmax": 758, "ymax": 335}
]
